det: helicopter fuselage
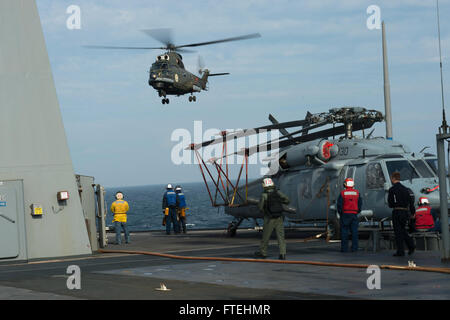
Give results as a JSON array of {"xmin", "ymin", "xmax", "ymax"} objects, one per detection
[
  {"xmin": 148, "ymin": 52, "xmax": 206, "ymax": 103},
  {"xmin": 225, "ymin": 137, "xmax": 446, "ymax": 226}
]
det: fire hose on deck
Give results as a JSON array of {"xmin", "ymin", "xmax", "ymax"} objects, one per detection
[{"xmin": 98, "ymin": 249, "xmax": 450, "ymax": 275}]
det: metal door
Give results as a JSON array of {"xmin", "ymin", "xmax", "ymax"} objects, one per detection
[{"xmin": 0, "ymin": 182, "xmax": 22, "ymax": 259}]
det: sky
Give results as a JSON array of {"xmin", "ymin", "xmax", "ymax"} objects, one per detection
[{"xmin": 36, "ymin": 0, "xmax": 450, "ymax": 187}]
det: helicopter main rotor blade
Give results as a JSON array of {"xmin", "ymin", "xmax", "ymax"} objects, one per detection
[
  {"xmin": 173, "ymin": 48, "xmax": 197, "ymax": 53},
  {"xmin": 175, "ymin": 33, "xmax": 261, "ymax": 49},
  {"xmin": 86, "ymin": 30, "xmax": 259, "ymax": 53},
  {"xmin": 140, "ymin": 29, "xmax": 196, "ymax": 53},
  {"xmin": 141, "ymin": 28, "xmax": 174, "ymax": 47},
  {"xmin": 84, "ymin": 45, "xmax": 165, "ymax": 50},
  {"xmin": 84, "ymin": 44, "xmax": 196, "ymax": 53}
]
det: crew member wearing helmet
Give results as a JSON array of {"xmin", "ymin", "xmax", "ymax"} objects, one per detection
[
  {"xmin": 337, "ymin": 178, "xmax": 362, "ymax": 252},
  {"xmin": 110, "ymin": 191, "xmax": 130, "ymax": 245},
  {"xmin": 388, "ymin": 172, "xmax": 416, "ymax": 256},
  {"xmin": 162, "ymin": 184, "xmax": 179, "ymax": 235},
  {"xmin": 254, "ymin": 177, "xmax": 290, "ymax": 260},
  {"xmin": 413, "ymin": 197, "xmax": 435, "ymax": 231},
  {"xmin": 175, "ymin": 185, "xmax": 188, "ymax": 233}
]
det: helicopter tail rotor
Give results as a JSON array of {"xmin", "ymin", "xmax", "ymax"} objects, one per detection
[{"xmin": 198, "ymin": 55, "xmax": 206, "ymax": 75}]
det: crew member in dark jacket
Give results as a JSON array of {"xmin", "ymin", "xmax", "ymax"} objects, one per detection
[
  {"xmin": 388, "ymin": 172, "xmax": 416, "ymax": 256},
  {"xmin": 254, "ymin": 178, "xmax": 290, "ymax": 260}
]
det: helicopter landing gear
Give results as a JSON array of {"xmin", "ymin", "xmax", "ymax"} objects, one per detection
[
  {"xmin": 188, "ymin": 95, "xmax": 196, "ymax": 102},
  {"xmin": 327, "ymin": 216, "xmax": 341, "ymax": 240},
  {"xmin": 159, "ymin": 90, "xmax": 169, "ymax": 104},
  {"xmin": 227, "ymin": 217, "xmax": 244, "ymax": 237}
]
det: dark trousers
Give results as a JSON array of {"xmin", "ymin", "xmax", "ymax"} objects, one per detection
[
  {"xmin": 340, "ymin": 213, "xmax": 359, "ymax": 252},
  {"xmin": 392, "ymin": 211, "xmax": 415, "ymax": 254},
  {"xmin": 166, "ymin": 207, "xmax": 179, "ymax": 235},
  {"xmin": 179, "ymin": 216, "xmax": 186, "ymax": 233}
]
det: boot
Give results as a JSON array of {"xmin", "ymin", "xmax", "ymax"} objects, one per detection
[{"xmin": 254, "ymin": 251, "xmax": 267, "ymax": 259}]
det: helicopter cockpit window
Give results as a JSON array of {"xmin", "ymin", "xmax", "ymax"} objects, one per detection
[
  {"xmin": 366, "ymin": 162, "xmax": 386, "ymax": 189},
  {"xmin": 386, "ymin": 160, "xmax": 419, "ymax": 181},
  {"xmin": 411, "ymin": 160, "xmax": 435, "ymax": 178},
  {"xmin": 425, "ymin": 158, "xmax": 438, "ymax": 174}
]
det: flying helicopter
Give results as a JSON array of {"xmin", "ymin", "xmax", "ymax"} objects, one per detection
[
  {"xmin": 85, "ymin": 29, "xmax": 261, "ymax": 104},
  {"xmin": 188, "ymin": 107, "xmax": 447, "ymax": 237}
]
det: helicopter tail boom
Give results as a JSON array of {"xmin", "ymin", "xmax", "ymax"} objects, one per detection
[
  {"xmin": 208, "ymin": 72, "xmax": 230, "ymax": 76},
  {"xmin": 199, "ymin": 70, "xmax": 230, "ymax": 90}
]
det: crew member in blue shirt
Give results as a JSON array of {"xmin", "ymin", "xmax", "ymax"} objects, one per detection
[
  {"xmin": 162, "ymin": 184, "xmax": 179, "ymax": 235},
  {"xmin": 175, "ymin": 185, "xmax": 188, "ymax": 233}
]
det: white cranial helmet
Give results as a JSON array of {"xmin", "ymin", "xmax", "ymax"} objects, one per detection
[
  {"xmin": 344, "ymin": 178, "xmax": 354, "ymax": 188},
  {"xmin": 418, "ymin": 197, "xmax": 429, "ymax": 205},
  {"xmin": 263, "ymin": 178, "xmax": 274, "ymax": 188}
]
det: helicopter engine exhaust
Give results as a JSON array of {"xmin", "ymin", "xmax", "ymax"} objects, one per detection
[{"xmin": 278, "ymin": 139, "xmax": 339, "ymax": 169}]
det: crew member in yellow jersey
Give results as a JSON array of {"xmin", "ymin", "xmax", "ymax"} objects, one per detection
[{"xmin": 110, "ymin": 191, "xmax": 130, "ymax": 245}]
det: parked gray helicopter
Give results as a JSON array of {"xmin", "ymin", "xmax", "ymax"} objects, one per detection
[{"xmin": 191, "ymin": 107, "xmax": 445, "ymax": 237}]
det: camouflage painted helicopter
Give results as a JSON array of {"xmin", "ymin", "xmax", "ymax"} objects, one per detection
[
  {"xmin": 86, "ymin": 29, "xmax": 260, "ymax": 104},
  {"xmin": 189, "ymin": 107, "xmax": 446, "ymax": 237}
]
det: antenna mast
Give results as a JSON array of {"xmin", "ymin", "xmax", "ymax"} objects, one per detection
[
  {"xmin": 437, "ymin": 0, "xmax": 448, "ymax": 133},
  {"xmin": 382, "ymin": 21, "xmax": 393, "ymax": 140},
  {"xmin": 435, "ymin": 0, "xmax": 450, "ymax": 262}
]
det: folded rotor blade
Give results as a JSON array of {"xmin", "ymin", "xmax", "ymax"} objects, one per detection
[
  {"xmin": 229, "ymin": 119, "xmax": 378, "ymax": 158},
  {"xmin": 186, "ymin": 119, "xmax": 310, "ymax": 150},
  {"xmin": 268, "ymin": 114, "xmax": 295, "ymax": 141}
]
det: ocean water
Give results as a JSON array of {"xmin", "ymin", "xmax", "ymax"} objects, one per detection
[{"xmin": 105, "ymin": 182, "xmax": 256, "ymax": 231}]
